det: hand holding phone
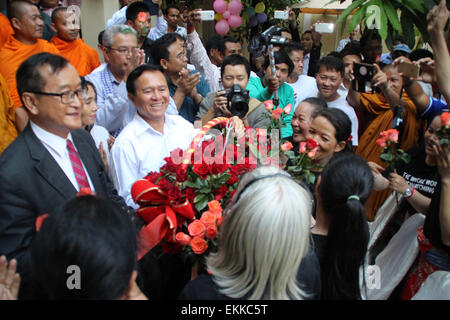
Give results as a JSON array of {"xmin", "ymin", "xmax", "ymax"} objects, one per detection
[{"xmin": 398, "ymin": 61, "xmax": 420, "ymax": 79}]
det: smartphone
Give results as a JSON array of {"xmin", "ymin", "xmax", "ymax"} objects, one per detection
[
  {"xmin": 199, "ymin": 10, "xmax": 215, "ymax": 21},
  {"xmin": 314, "ymin": 23, "xmax": 334, "ymax": 33},
  {"xmin": 274, "ymin": 10, "xmax": 289, "ymax": 20},
  {"xmin": 398, "ymin": 61, "xmax": 420, "ymax": 79}
]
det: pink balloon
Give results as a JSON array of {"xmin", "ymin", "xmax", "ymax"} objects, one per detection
[
  {"xmin": 228, "ymin": 14, "xmax": 242, "ymax": 28},
  {"xmin": 213, "ymin": 0, "xmax": 227, "ymax": 14},
  {"xmin": 223, "ymin": 10, "xmax": 231, "ymax": 20},
  {"xmin": 228, "ymin": 0, "xmax": 243, "ymax": 15},
  {"xmin": 215, "ymin": 19, "xmax": 230, "ymax": 35}
]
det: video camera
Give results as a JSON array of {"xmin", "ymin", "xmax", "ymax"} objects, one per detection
[
  {"xmin": 261, "ymin": 25, "xmax": 289, "ymax": 47},
  {"xmin": 222, "ymin": 84, "xmax": 250, "ymax": 118}
]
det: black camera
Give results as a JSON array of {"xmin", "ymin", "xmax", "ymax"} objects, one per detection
[
  {"xmin": 223, "ymin": 84, "xmax": 250, "ymax": 118},
  {"xmin": 352, "ymin": 62, "xmax": 382, "ymax": 93}
]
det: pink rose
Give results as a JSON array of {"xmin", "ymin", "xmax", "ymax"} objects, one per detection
[
  {"xmin": 187, "ymin": 220, "xmax": 206, "ymax": 237},
  {"xmin": 175, "ymin": 232, "xmax": 191, "ymax": 246}
]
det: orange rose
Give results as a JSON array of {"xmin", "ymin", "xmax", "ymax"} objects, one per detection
[
  {"xmin": 272, "ymin": 107, "xmax": 283, "ymax": 120},
  {"xmin": 207, "ymin": 200, "xmax": 223, "ymax": 214},
  {"xmin": 187, "ymin": 220, "xmax": 206, "ymax": 237},
  {"xmin": 216, "ymin": 216, "xmax": 224, "ymax": 227},
  {"xmin": 376, "ymin": 138, "xmax": 387, "ymax": 148},
  {"xmin": 441, "ymin": 112, "xmax": 450, "ymax": 127},
  {"xmin": 281, "ymin": 141, "xmax": 293, "ymax": 151},
  {"xmin": 200, "ymin": 211, "xmax": 217, "ymax": 227},
  {"xmin": 190, "ymin": 236, "xmax": 208, "ymax": 254},
  {"xmin": 299, "ymin": 142, "xmax": 307, "ymax": 153},
  {"xmin": 175, "ymin": 232, "xmax": 191, "ymax": 246},
  {"xmin": 205, "ymin": 225, "xmax": 218, "ymax": 239}
]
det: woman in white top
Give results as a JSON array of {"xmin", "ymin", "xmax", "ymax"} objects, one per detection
[{"xmin": 81, "ymin": 78, "xmax": 113, "ymax": 173}]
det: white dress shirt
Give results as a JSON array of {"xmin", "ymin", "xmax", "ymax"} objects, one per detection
[
  {"xmin": 325, "ymin": 93, "xmax": 359, "ymax": 146},
  {"xmin": 148, "ymin": 15, "xmax": 187, "ymax": 40},
  {"xmin": 110, "ymin": 113, "xmax": 197, "ymax": 208},
  {"xmin": 30, "ymin": 121, "xmax": 95, "ymax": 191},
  {"xmin": 287, "ymin": 75, "xmax": 318, "ymax": 109}
]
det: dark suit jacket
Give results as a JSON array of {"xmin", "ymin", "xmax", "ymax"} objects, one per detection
[{"xmin": 0, "ymin": 124, "xmax": 128, "ymax": 298}]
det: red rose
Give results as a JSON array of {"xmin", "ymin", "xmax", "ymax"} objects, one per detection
[
  {"xmin": 209, "ymin": 163, "xmax": 229, "ymax": 175},
  {"xmin": 272, "ymin": 107, "xmax": 283, "ymax": 119},
  {"xmin": 190, "ymin": 236, "xmax": 208, "ymax": 254},
  {"xmin": 214, "ymin": 186, "xmax": 228, "ymax": 201},
  {"xmin": 175, "ymin": 232, "xmax": 191, "ymax": 246},
  {"xmin": 157, "ymin": 178, "xmax": 173, "ymax": 192},
  {"xmin": 188, "ymin": 219, "xmax": 206, "ymax": 237},
  {"xmin": 146, "ymin": 172, "xmax": 163, "ymax": 183},
  {"xmin": 376, "ymin": 138, "xmax": 387, "ymax": 148},
  {"xmin": 185, "ymin": 187, "xmax": 196, "ymax": 204},
  {"xmin": 205, "ymin": 225, "xmax": 218, "ymax": 239},
  {"xmin": 167, "ymin": 186, "xmax": 182, "ymax": 202},
  {"xmin": 386, "ymin": 129, "xmax": 399, "ymax": 143},
  {"xmin": 193, "ymin": 163, "xmax": 210, "ymax": 177},
  {"xmin": 176, "ymin": 168, "xmax": 187, "ymax": 182},
  {"xmin": 306, "ymin": 138, "xmax": 318, "ymax": 150},
  {"xmin": 226, "ymin": 174, "xmax": 239, "ymax": 185}
]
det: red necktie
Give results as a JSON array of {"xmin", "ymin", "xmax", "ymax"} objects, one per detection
[{"xmin": 67, "ymin": 139, "xmax": 90, "ymax": 190}]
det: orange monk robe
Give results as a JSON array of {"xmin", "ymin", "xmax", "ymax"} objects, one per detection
[
  {"xmin": 0, "ymin": 13, "xmax": 13, "ymax": 48},
  {"xmin": 50, "ymin": 36, "xmax": 101, "ymax": 76},
  {"xmin": 0, "ymin": 35, "xmax": 60, "ymax": 109},
  {"xmin": 355, "ymin": 92, "xmax": 425, "ymax": 221},
  {"xmin": 0, "ymin": 73, "xmax": 17, "ymax": 154}
]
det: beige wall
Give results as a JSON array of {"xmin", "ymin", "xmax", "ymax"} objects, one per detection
[{"xmin": 81, "ymin": 0, "xmax": 119, "ymax": 62}]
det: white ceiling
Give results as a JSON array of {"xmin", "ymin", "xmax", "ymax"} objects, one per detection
[{"xmin": 292, "ymin": 0, "xmax": 352, "ymax": 10}]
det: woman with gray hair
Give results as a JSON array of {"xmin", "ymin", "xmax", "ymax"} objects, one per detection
[{"xmin": 179, "ymin": 166, "xmax": 321, "ymax": 300}]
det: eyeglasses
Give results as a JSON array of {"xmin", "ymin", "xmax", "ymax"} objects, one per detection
[
  {"xmin": 28, "ymin": 88, "xmax": 87, "ymax": 104},
  {"xmin": 107, "ymin": 46, "xmax": 140, "ymax": 55}
]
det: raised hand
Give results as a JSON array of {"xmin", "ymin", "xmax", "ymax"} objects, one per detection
[
  {"xmin": 178, "ymin": 69, "xmax": 201, "ymax": 96},
  {"xmin": 0, "ymin": 256, "xmax": 20, "ymax": 300},
  {"xmin": 371, "ymin": 63, "xmax": 388, "ymax": 90}
]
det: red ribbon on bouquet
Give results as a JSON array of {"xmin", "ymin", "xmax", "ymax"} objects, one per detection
[{"xmin": 131, "ymin": 179, "xmax": 195, "ymax": 260}]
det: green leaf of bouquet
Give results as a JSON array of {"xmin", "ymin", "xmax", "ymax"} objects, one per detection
[
  {"xmin": 194, "ymin": 194, "xmax": 207, "ymax": 204},
  {"xmin": 380, "ymin": 153, "xmax": 393, "ymax": 162},
  {"xmin": 308, "ymin": 173, "xmax": 316, "ymax": 185},
  {"xmin": 283, "ymin": 150, "xmax": 295, "ymax": 159}
]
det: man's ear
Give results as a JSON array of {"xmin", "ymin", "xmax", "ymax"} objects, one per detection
[
  {"xmin": 21, "ymin": 93, "xmax": 39, "ymax": 116},
  {"xmin": 50, "ymin": 22, "xmax": 57, "ymax": 33},
  {"xmin": 10, "ymin": 17, "xmax": 21, "ymax": 31},
  {"xmin": 125, "ymin": 20, "xmax": 134, "ymax": 28},
  {"xmin": 128, "ymin": 92, "xmax": 136, "ymax": 106},
  {"xmin": 160, "ymin": 58, "xmax": 169, "ymax": 71}
]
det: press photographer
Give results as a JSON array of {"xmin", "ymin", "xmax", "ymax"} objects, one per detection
[{"xmin": 197, "ymin": 55, "xmax": 270, "ymax": 129}]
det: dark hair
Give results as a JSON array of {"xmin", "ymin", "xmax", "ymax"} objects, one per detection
[
  {"xmin": 284, "ymin": 42, "xmax": 304, "ymax": 56},
  {"xmin": 410, "ymin": 49, "xmax": 434, "ymax": 62},
  {"xmin": 205, "ymin": 35, "xmax": 225, "ymax": 56},
  {"xmin": 221, "ymin": 54, "xmax": 251, "ymax": 79},
  {"xmin": 30, "ymin": 196, "xmax": 137, "ymax": 299},
  {"xmin": 51, "ymin": 6, "xmax": 68, "ymax": 23},
  {"xmin": 81, "ymin": 77, "xmax": 98, "ymax": 103},
  {"xmin": 164, "ymin": 3, "xmax": 179, "ymax": 16},
  {"xmin": 303, "ymin": 30, "xmax": 312, "ymax": 36},
  {"xmin": 126, "ymin": 64, "xmax": 166, "ymax": 95},
  {"xmin": 126, "ymin": 1, "xmax": 150, "ymax": 21},
  {"xmin": 263, "ymin": 50, "xmax": 294, "ymax": 75},
  {"xmin": 327, "ymin": 51, "xmax": 342, "ymax": 59},
  {"xmin": 7, "ymin": 0, "xmax": 37, "ymax": 21},
  {"xmin": 360, "ymin": 29, "xmax": 381, "ymax": 51},
  {"xmin": 300, "ymin": 97, "xmax": 328, "ymax": 116},
  {"xmin": 16, "ymin": 52, "xmax": 70, "ymax": 106},
  {"xmin": 98, "ymin": 30, "xmax": 104, "ymax": 45},
  {"xmin": 318, "ymin": 153, "xmax": 373, "ymax": 300},
  {"xmin": 151, "ymin": 33, "xmax": 185, "ymax": 66},
  {"xmin": 312, "ymin": 108, "xmax": 352, "ymax": 151},
  {"xmin": 341, "ymin": 42, "xmax": 362, "ymax": 60},
  {"xmin": 394, "ymin": 35, "xmax": 407, "ymax": 45},
  {"xmin": 223, "ymin": 36, "xmax": 239, "ymax": 45},
  {"xmin": 316, "ymin": 55, "xmax": 345, "ymax": 78}
]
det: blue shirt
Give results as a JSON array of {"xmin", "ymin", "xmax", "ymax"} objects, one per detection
[
  {"xmin": 421, "ymin": 96, "xmax": 448, "ymax": 124},
  {"xmin": 169, "ymin": 70, "xmax": 210, "ymax": 123}
]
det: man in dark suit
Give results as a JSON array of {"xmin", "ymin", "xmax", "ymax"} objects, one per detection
[{"xmin": 0, "ymin": 52, "xmax": 130, "ymax": 299}]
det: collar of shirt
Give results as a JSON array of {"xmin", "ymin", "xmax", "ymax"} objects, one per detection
[
  {"xmin": 30, "ymin": 121, "xmax": 74, "ymax": 158},
  {"xmin": 100, "ymin": 65, "xmax": 121, "ymax": 97},
  {"xmin": 133, "ymin": 112, "xmax": 177, "ymax": 137}
]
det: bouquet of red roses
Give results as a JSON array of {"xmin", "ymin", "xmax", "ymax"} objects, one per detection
[
  {"xmin": 282, "ymin": 138, "xmax": 321, "ymax": 185},
  {"xmin": 377, "ymin": 129, "xmax": 410, "ymax": 170},
  {"xmin": 131, "ymin": 118, "xmax": 257, "ymax": 261},
  {"xmin": 436, "ymin": 111, "xmax": 450, "ymax": 145}
]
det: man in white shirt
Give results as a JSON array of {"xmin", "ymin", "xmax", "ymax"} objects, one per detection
[
  {"xmin": 284, "ymin": 42, "xmax": 318, "ymax": 109},
  {"xmin": 86, "ymin": 24, "xmax": 145, "ymax": 135},
  {"xmin": 110, "ymin": 64, "xmax": 197, "ymax": 208},
  {"xmin": 0, "ymin": 52, "xmax": 128, "ymax": 299},
  {"xmin": 315, "ymin": 56, "xmax": 359, "ymax": 146}
]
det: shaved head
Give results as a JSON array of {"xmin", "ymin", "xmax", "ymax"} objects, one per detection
[{"xmin": 7, "ymin": 0, "xmax": 38, "ymax": 21}]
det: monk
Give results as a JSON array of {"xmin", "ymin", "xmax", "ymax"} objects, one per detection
[
  {"xmin": 0, "ymin": 73, "xmax": 17, "ymax": 154},
  {"xmin": 0, "ymin": 0, "xmax": 60, "ymax": 129},
  {"xmin": 0, "ymin": 13, "xmax": 13, "ymax": 48},
  {"xmin": 50, "ymin": 7, "xmax": 101, "ymax": 76},
  {"xmin": 348, "ymin": 63, "xmax": 424, "ymax": 221}
]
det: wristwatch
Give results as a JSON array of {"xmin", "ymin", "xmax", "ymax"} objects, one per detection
[{"xmin": 404, "ymin": 187, "xmax": 414, "ymax": 199}]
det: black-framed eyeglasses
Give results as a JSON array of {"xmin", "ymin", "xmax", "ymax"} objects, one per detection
[
  {"xmin": 27, "ymin": 88, "xmax": 87, "ymax": 104},
  {"xmin": 106, "ymin": 46, "xmax": 140, "ymax": 55}
]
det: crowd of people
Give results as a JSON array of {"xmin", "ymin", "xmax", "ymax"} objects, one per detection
[{"xmin": 0, "ymin": 0, "xmax": 449, "ymax": 300}]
